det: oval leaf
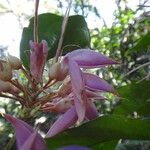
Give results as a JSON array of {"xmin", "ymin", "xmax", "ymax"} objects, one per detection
[
  {"xmin": 46, "ymin": 115, "xmax": 150, "ymax": 150},
  {"xmin": 20, "ymin": 13, "xmax": 90, "ymax": 69},
  {"xmin": 114, "ymin": 80, "xmax": 150, "ymax": 116}
]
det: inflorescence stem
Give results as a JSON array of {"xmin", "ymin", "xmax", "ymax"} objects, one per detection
[
  {"xmin": 55, "ymin": 0, "xmax": 72, "ymax": 62},
  {"xmin": 34, "ymin": 0, "xmax": 39, "ymax": 43}
]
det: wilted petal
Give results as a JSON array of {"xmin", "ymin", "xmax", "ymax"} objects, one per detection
[
  {"xmin": 85, "ymin": 100, "xmax": 99, "ymax": 120},
  {"xmin": 46, "ymin": 106, "xmax": 77, "ymax": 138},
  {"xmin": 83, "ymin": 73, "xmax": 116, "ymax": 94},
  {"xmin": 68, "ymin": 59, "xmax": 86, "ymax": 122},
  {"xmin": 57, "ymin": 145, "xmax": 91, "ymax": 150},
  {"xmin": 30, "ymin": 40, "xmax": 48, "ymax": 82},
  {"xmin": 64, "ymin": 49, "xmax": 118, "ymax": 68},
  {"xmin": 5, "ymin": 114, "xmax": 46, "ymax": 150}
]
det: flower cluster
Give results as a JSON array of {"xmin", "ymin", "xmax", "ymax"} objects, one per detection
[
  {"xmin": 1, "ymin": 45, "xmax": 118, "ymax": 149},
  {"xmin": 0, "ymin": 41, "xmax": 117, "ymax": 150},
  {"xmin": 0, "ymin": 55, "xmax": 22, "ymax": 95},
  {"xmin": 1, "ymin": 1, "xmax": 118, "ymax": 149},
  {"xmin": 44, "ymin": 49, "xmax": 118, "ymax": 137}
]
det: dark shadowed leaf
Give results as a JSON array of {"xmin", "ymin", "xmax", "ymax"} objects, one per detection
[
  {"xmin": 46, "ymin": 115, "xmax": 150, "ymax": 150},
  {"xmin": 91, "ymin": 140, "xmax": 118, "ymax": 150},
  {"xmin": 114, "ymin": 80, "xmax": 150, "ymax": 116},
  {"xmin": 20, "ymin": 13, "xmax": 90, "ymax": 68},
  {"xmin": 127, "ymin": 32, "xmax": 150, "ymax": 55}
]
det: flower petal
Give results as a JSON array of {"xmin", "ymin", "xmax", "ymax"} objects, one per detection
[
  {"xmin": 20, "ymin": 132, "xmax": 37, "ymax": 150},
  {"xmin": 73, "ymin": 94, "xmax": 86, "ymax": 123},
  {"xmin": 85, "ymin": 90, "xmax": 105, "ymax": 99},
  {"xmin": 46, "ymin": 106, "xmax": 77, "ymax": 138},
  {"xmin": 65, "ymin": 49, "xmax": 118, "ymax": 68},
  {"xmin": 5, "ymin": 114, "xmax": 46, "ymax": 150},
  {"xmin": 68, "ymin": 59, "xmax": 86, "ymax": 122},
  {"xmin": 30, "ymin": 40, "xmax": 48, "ymax": 82},
  {"xmin": 5, "ymin": 114, "xmax": 33, "ymax": 149},
  {"xmin": 85, "ymin": 100, "xmax": 99, "ymax": 120},
  {"xmin": 83, "ymin": 73, "xmax": 116, "ymax": 94},
  {"xmin": 21, "ymin": 132, "xmax": 47, "ymax": 150}
]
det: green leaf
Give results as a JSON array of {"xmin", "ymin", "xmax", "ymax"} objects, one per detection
[
  {"xmin": 46, "ymin": 115, "xmax": 150, "ymax": 150},
  {"xmin": 127, "ymin": 32, "xmax": 150, "ymax": 55},
  {"xmin": 20, "ymin": 13, "xmax": 90, "ymax": 68},
  {"xmin": 91, "ymin": 140, "xmax": 118, "ymax": 150},
  {"xmin": 114, "ymin": 81, "xmax": 150, "ymax": 116}
]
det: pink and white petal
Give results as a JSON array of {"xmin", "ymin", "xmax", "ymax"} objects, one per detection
[
  {"xmin": 83, "ymin": 73, "xmax": 116, "ymax": 94},
  {"xmin": 68, "ymin": 59, "xmax": 86, "ymax": 122},
  {"xmin": 46, "ymin": 106, "xmax": 78, "ymax": 138},
  {"xmin": 85, "ymin": 100, "xmax": 99, "ymax": 120},
  {"xmin": 73, "ymin": 94, "xmax": 86, "ymax": 123},
  {"xmin": 5, "ymin": 114, "xmax": 34, "ymax": 149},
  {"xmin": 68, "ymin": 59, "xmax": 84, "ymax": 95},
  {"xmin": 64, "ymin": 49, "xmax": 118, "ymax": 68}
]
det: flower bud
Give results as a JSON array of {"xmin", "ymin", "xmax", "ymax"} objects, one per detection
[
  {"xmin": 0, "ymin": 80, "xmax": 11, "ymax": 92},
  {"xmin": 49, "ymin": 62, "xmax": 68, "ymax": 81},
  {"xmin": 30, "ymin": 40, "xmax": 48, "ymax": 82},
  {"xmin": 52, "ymin": 97, "xmax": 72, "ymax": 113},
  {"xmin": 9, "ymin": 85, "xmax": 21, "ymax": 94},
  {"xmin": 8, "ymin": 54, "xmax": 22, "ymax": 70},
  {"xmin": 42, "ymin": 97, "xmax": 72, "ymax": 113},
  {"xmin": 0, "ymin": 61, "xmax": 12, "ymax": 81},
  {"xmin": 58, "ymin": 80, "xmax": 72, "ymax": 97}
]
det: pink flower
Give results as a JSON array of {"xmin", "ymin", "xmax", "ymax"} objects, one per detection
[
  {"xmin": 64, "ymin": 49, "xmax": 117, "ymax": 122},
  {"xmin": 5, "ymin": 114, "xmax": 47, "ymax": 150},
  {"xmin": 46, "ymin": 106, "xmax": 77, "ymax": 137},
  {"xmin": 46, "ymin": 49, "xmax": 118, "ymax": 137},
  {"xmin": 30, "ymin": 40, "xmax": 48, "ymax": 82}
]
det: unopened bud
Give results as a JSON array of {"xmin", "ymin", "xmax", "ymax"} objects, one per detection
[
  {"xmin": 49, "ymin": 62, "xmax": 68, "ymax": 81},
  {"xmin": 9, "ymin": 85, "xmax": 21, "ymax": 94},
  {"xmin": 0, "ymin": 61, "xmax": 12, "ymax": 81},
  {"xmin": 53, "ymin": 97, "xmax": 72, "ymax": 113},
  {"xmin": 0, "ymin": 80, "xmax": 11, "ymax": 92},
  {"xmin": 8, "ymin": 54, "xmax": 22, "ymax": 70},
  {"xmin": 58, "ymin": 80, "xmax": 72, "ymax": 97}
]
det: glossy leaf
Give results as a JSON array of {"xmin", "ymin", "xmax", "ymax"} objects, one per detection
[
  {"xmin": 46, "ymin": 115, "xmax": 150, "ymax": 150},
  {"xmin": 114, "ymin": 80, "xmax": 150, "ymax": 116},
  {"xmin": 91, "ymin": 140, "xmax": 118, "ymax": 150},
  {"xmin": 20, "ymin": 13, "xmax": 90, "ymax": 68}
]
